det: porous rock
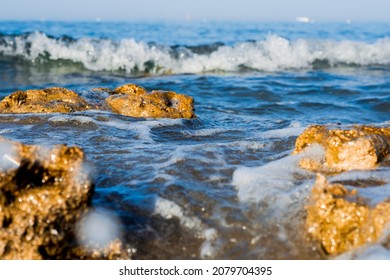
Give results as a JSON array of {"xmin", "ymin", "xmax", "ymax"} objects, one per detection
[
  {"xmin": 293, "ymin": 125, "xmax": 390, "ymax": 172},
  {"xmin": 0, "ymin": 87, "xmax": 91, "ymax": 114},
  {"xmin": 105, "ymin": 84, "xmax": 195, "ymax": 119},
  {"xmin": 306, "ymin": 174, "xmax": 390, "ymax": 255},
  {"xmin": 0, "ymin": 137, "xmax": 128, "ymax": 259}
]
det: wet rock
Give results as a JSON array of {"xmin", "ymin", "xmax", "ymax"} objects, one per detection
[
  {"xmin": 0, "ymin": 87, "xmax": 91, "ymax": 114},
  {"xmin": 293, "ymin": 125, "xmax": 390, "ymax": 172},
  {"xmin": 0, "ymin": 137, "xmax": 93, "ymax": 259},
  {"xmin": 0, "ymin": 137, "xmax": 128, "ymax": 259},
  {"xmin": 306, "ymin": 174, "xmax": 390, "ymax": 255},
  {"xmin": 111, "ymin": 84, "xmax": 148, "ymax": 96},
  {"xmin": 66, "ymin": 239, "xmax": 130, "ymax": 260},
  {"xmin": 105, "ymin": 84, "xmax": 195, "ymax": 119}
]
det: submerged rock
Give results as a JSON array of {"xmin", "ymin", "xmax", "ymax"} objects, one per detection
[
  {"xmin": 306, "ymin": 174, "xmax": 390, "ymax": 255},
  {"xmin": 293, "ymin": 125, "xmax": 390, "ymax": 172},
  {"xmin": 0, "ymin": 87, "xmax": 91, "ymax": 114},
  {"xmin": 0, "ymin": 138, "xmax": 128, "ymax": 259},
  {"xmin": 105, "ymin": 84, "xmax": 195, "ymax": 119}
]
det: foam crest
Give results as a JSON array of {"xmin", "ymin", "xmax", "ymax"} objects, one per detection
[
  {"xmin": 2, "ymin": 32, "xmax": 390, "ymax": 74},
  {"xmin": 257, "ymin": 121, "xmax": 305, "ymax": 139},
  {"xmin": 0, "ymin": 32, "xmax": 172, "ymax": 73}
]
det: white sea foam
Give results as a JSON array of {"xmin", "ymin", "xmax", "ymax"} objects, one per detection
[
  {"xmin": 76, "ymin": 208, "xmax": 122, "ymax": 250},
  {"xmin": 225, "ymin": 141, "xmax": 266, "ymax": 150},
  {"xmin": 0, "ymin": 129, "xmax": 13, "ymax": 134},
  {"xmin": 233, "ymin": 155, "xmax": 302, "ymax": 204},
  {"xmin": 257, "ymin": 121, "xmax": 305, "ymax": 139},
  {"xmin": 200, "ymin": 228, "xmax": 218, "ymax": 259},
  {"xmin": 48, "ymin": 114, "xmax": 182, "ymax": 142},
  {"xmin": 232, "ymin": 145, "xmax": 323, "ymax": 206},
  {"xmin": 2, "ymin": 32, "xmax": 390, "ymax": 73},
  {"xmin": 183, "ymin": 128, "xmax": 227, "ymax": 137},
  {"xmin": 154, "ymin": 197, "xmax": 202, "ymax": 229},
  {"xmin": 48, "ymin": 115, "xmax": 97, "ymax": 124},
  {"xmin": 154, "ymin": 197, "xmax": 219, "ymax": 258}
]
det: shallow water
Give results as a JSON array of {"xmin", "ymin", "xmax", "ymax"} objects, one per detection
[{"xmin": 0, "ymin": 21, "xmax": 390, "ymax": 259}]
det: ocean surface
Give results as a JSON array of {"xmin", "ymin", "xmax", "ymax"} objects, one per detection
[{"xmin": 1, "ymin": 21, "xmax": 390, "ymax": 259}]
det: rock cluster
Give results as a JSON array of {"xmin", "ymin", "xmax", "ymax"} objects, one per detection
[
  {"xmin": 306, "ymin": 174, "xmax": 390, "ymax": 255},
  {"xmin": 0, "ymin": 138, "xmax": 127, "ymax": 259},
  {"xmin": 294, "ymin": 124, "xmax": 390, "ymax": 255},
  {"xmin": 0, "ymin": 83, "xmax": 194, "ymax": 259},
  {"xmin": 0, "ymin": 84, "xmax": 195, "ymax": 119},
  {"xmin": 2, "ymin": 83, "xmax": 389, "ymax": 258}
]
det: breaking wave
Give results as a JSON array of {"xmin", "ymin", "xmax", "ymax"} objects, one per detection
[{"xmin": 1, "ymin": 31, "xmax": 390, "ymax": 74}]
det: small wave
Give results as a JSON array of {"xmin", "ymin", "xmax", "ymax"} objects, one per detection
[
  {"xmin": 232, "ymin": 154, "xmax": 305, "ymax": 204},
  {"xmin": 232, "ymin": 145, "xmax": 324, "ymax": 206},
  {"xmin": 1, "ymin": 32, "xmax": 390, "ymax": 74},
  {"xmin": 256, "ymin": 121, "xmax": 305, "ymax": 139},
  {"xmin": 182, "ymin": 128, "xmax": 227, "ymax": 137},
  {"xmin": 48, "ymin": 115, "xmax": 97, "ymax": 124}
]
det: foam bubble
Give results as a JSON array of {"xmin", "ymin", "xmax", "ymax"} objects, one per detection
[
  {"xmin": 0, "ymin": 141, "xmax": 20, "ymax": 171},
  {"xmin": 76, "ymin": 208, "xmax": 122, "ymax": 250},
  {"xmin": 200, "ymin": 228, "xmax": 218, "ymax": 259},
  {"xmin": 29, "ymin": 141, "xmax": 54, "ymax": 161}
]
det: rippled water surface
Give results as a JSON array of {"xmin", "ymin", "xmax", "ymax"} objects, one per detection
[{"xmin": 1, "ymin": 21, "xmax": 390, "ymax": 259}]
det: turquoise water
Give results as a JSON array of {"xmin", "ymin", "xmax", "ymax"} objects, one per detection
[{"xmin": 0, "ymin": 21, "xmax": 390, "ymax": 259}]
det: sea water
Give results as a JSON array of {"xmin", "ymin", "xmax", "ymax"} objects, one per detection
[{"xmin": 0, "ymin": 21, "xmax": 390, "ymax": 259}]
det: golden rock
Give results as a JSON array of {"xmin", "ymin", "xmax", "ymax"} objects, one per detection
[
  {"xmin": 306, "ymin": 174, "xmax": 390, "ymax": 255},
  {"xmin": 0, "ymin": 87, "xmax": 91, "ymax": 114},
  {"xmin": 105, "ymin": 84, "xmax": 195, "ymax": 119},
  {"xmin": 294, "ymin": 125, "xmax": 390, "ymax": 172}
]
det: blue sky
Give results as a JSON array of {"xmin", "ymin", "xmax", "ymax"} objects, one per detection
[{"xmin": 1, "ymin": 0, "xmax": 390, "ymax": 21}]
